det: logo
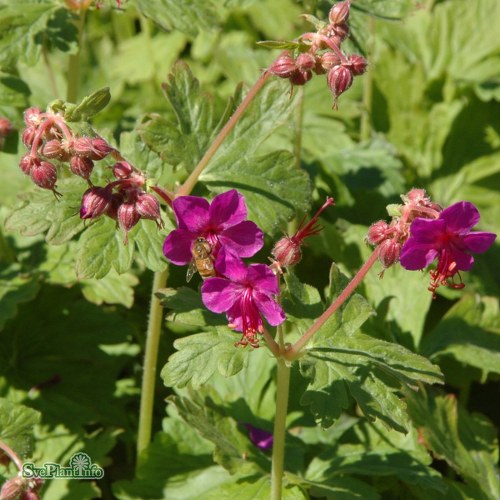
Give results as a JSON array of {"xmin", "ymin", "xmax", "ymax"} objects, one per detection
[{"xmin": 22, "ymin": 452, "xmax": 104, "ymax": 480}]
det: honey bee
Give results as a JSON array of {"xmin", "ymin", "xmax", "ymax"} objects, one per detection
[{"xmin": 186, "ymin": 237, "xmax": 216, "ymax": 282}]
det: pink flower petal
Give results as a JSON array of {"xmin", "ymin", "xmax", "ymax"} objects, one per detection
[
  {"xmin": 173, "ymin": 196, "xmax": 210, "ymax": 232},
  {"xmin": 163, "ymin": 229, "xmax": 195, "ymax": 265},
  {"xmin": 254, "ymin": 291, "xmax": 286, "ymax": 326},
  {"xmin": 201, "ymin": 278, "xmax": 243, "ymax": 313},
  {"xmin": 400, "ymin": 242, "xmax": 439, "ymax": 270},
  {"xmin": 247, "ymin": 264, "xmax": 279, "ymax": 294},
  {"xmin": 214, "ymin": 248, "xmax": 248, "ymax": 282},
  {"xmin": 462, "ymin": 232, "xmax": 497, "ymax": 254},
  {"xmin": 209, "ymin": 190, "xmax": 247, "ymax": 230},
  {"xmin": 408, "ymin": 218, "xmax": 446, "ymax": 243},
  {"xmin": 440, "ymin": 201, "xmax": 480, "ymax": 234},
  {"xmin": 219, "ymin": 221, "xmax": 264, "ymax": 257},
  {"xmin": 450, "ymin": 248, "xmax": 474, "ymax": 271}
]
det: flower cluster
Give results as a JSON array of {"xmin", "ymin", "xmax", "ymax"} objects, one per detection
[
  {"xmin": 367, "ymin": 189, "xmax": 496, "ymax": 297},
  {"xmin": 80, "ymin": 162, "xmax": 163, "ymax": 243},
  {"xmin": 19, "ymin": 107, "xmax": 114, "ymax": 194},
  {"xmin": 269, "ymin": 1, "xmax": 367, "ymax": 107},
  {"xmin": 163, "ymin": 190, "xmax": 285, "ymax": 348}
]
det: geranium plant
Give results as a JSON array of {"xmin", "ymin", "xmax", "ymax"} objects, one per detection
[{"xmin": 0, "ymin": 1, "xmax": 499, "ymax": 499}]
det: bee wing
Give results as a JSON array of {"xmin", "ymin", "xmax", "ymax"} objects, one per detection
[{"xmin": 186, "ymin": 260, "xmax": 197, "ymax": 283}]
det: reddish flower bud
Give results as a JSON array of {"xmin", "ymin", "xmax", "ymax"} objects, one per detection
[
  {"xmin": 30, "ymin": 161, "xmax": 57, "ymax": 190},
  {"xmin": 0, "ymin": 117, "xmax": 12, "ymax": 137},
  {"xmin": 272, "ymin": 237, "xmax": 302, "ymax": 268},
  {"xmin": 327, "ymin": 65, "xmax": 353, "ymax": 104},
  {"xmin": 19, "ymin": 154, "xmax": 38, "ymax": 175},
  {"xmin": 112, "ymin": 161, "xmax": 134, "ymax": 179},
  {"xmin": 0, "ymin": 476, "xmax": 26, "ymax": 500},
  {"xmin": 313, "ymin": 56, "xmax": 327, "ymax": 75},
  {"xmin": 329, "ymin": 1, "xmax": 350, "ymax": 25},
  {"xmin": 80, "ymin": 186, "xmax": 112, "ymax": 219},
  {"xmin": 367, "ymin": 220, "xmax": 390, "ymax": 245},
  {"xmin": 118, "ymin": 201, "xmax": 141, "ymax": 243},
  {"xmin": 73, "ymin": 137, "xmax": 113, "ymax": 160},
  {"xmin": 136, "ymin": 192, "xmax": 162, "ymax": 224},
  {"xmin": 22, "ymin": 126, "xmax": 37, "ymax": 147},
  {"xmin": 331, "ymin": 23, "xmax": 349, "ymax": 42},
  {"xmin": 320, "ymin": 51, "xmax": 342, "ymax": 71},
  {"xmin": 378, "ymin": 239, "xmax": 401, "ymax": 268},
  {"xmin": 348, "ymin": 54, "xmax": 367, "ymax": 76},
  {"xmin": 289, "ymin": 69, "xmax": 312, "ymax": 86},
  {"xmin": 269, "ymin": 52, "xmax": 297, "ymax": 78},
  {"xmin": 23, "ymin": 107, "xmax": 41, "ymax": 127},
  {"xmin": 296, "ymin": 53, "xmax": 315, "ymax": 72},
  {"xmin": 106, "ymin": 192, "xmax": 125, "ymax": 220},
  {"xmin": 20, "ymin": 490, "xmax": 40, "ymax": 500},
  {"xmin": 42, "ymin": 139, "xmax": 65, "ymax": 159},
  {"xmin": 70, "ymin": 155, "xmax": 94, "ymax": 180},
  {"xmin": 43, "ymin": 125, "xmax": 62, "ymax": 141}
]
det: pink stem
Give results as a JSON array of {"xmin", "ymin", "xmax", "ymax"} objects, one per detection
[
  {"xmin": 0, "ymin": 440, "xmax": 23, "ymax": 471},
  {"xmin": 285, "ymin": 248, "xmax": 380, "ymax": 360}
]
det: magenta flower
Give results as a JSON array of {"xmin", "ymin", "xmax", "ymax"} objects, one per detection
[
  {"xmin": 201, "ymin": 249, "xmax": 286, "ymax": 347},
  {"xmin": 244, "ymin": 424, "xmax": 273, "ymax": 451},
  {"xmin": 163, "ymin": 190, "xmax": 263, "ymax": 266},
  {"xmin": 400, "ymin": 201, "xmax": 496, "ymax": 296}
]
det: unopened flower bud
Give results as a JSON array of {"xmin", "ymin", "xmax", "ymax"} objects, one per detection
[
  {"xmin": 269, "ymin": 52, "xmax": 297, "ymax": 78},
  {"xmin": 106, "ymin": 192, "xmax": 125, "ymax": 220},
  {"xmin": 313, "ymin": 56, "xmax": 327, "ymax": 75},
  {"xmin": 0, "ymin": 117, "xmax": 12, "ymax": 137},
  {"xmin": 70, "ymin": 155, "xmax": 94, "ymax": 180},
  {"xmin": 118, "ymin": 201, "xmax": 141, "ymax": 243},
  {"xmin": 30, "ymin": 161, "xmax": 57, "ymax": 190},
  {"xmin": 19, "ymin": 154, "xmax": 38, "ymax": 175},
  {"xmin": 296, "ymin": 53, "xmax": 315, "ymax": 72},
  {"xmin": 348, "ymin": 54, "xmax": 367, "ymax": 76},
  {"xmin": 80, "ymin": 186, "xmax": 112, "ymax": 219},
  {"xmin": 327, "ymin": 65, "xmax": 353, "ymax": 103},
  {"xmin": 289, "ymin": 70, "xmax": 312, "ymax": 86},
  {"xmin": 73, "ymin": 137, "xmax": 113, "ymax": 160},
  {"xmin": 320, "ymin": 51, "xmax": 342, "ymax": 71},
  {"xmin": 112, "ymin": 161, "xmax": 134, "ymax": 179},
  {"xmin": 42, "ymin": 139, "xmax": 65, "ymax": 159},
  {"xmin": 23, "ymin": 107, "xmax": 41, "ymax": 127},
  {"xmin": 329, "ymin": 1, "xmax": 350, "ymax": 25},
  {"xmin": 378, "ymin": 239, "xmax": 401, "ymax": 268},
  {"xmin": 272, "ymin": 237, "xmax": 302, "ymax": 268},
  {"xmin": 22, "ymin": 127, "xmax": 37, "ymax": 147},
  {"xmin": 20, "ymin": 490, "xmax": 40, "ymax": 500},
  {"xmin": 331, "ymin": 23, "xmax": 349, "ymax": 42},
  {"xmin": 367, "ymin": 220, "xmax": 390, "ymax": 245},
  {"xmin": 136, "ymin": 192, "xmax": 162, "ymax": 226},
  {"xmin": 0, "ymin": 476, "xmax": 26, "ymax": 500}
]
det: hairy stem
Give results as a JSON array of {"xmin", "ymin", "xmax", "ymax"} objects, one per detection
[
  {"xmin": 270, "ymin": 328, "xmax": 291, "ymax": 500},
  {"xmin": 136, "ymin": 268, "xmax": 168, "ymax": 459},
  {"xmin": 176, "ymin": 70, "xmax": 272, "ymax": 197},
  {"xmin": 0, "ymin": 439, "xmax": 23, "ymax": 471},
  {"xmin": 67, "ymin": 10, "xmax": 86, "ymax": 103},
  {"xmin": 286, "ymin": 249, "xmax": 380, "ymax": 359}
]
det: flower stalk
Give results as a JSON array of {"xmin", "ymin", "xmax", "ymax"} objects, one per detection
[
  {"xmin": 286, "ymin": 248, "xmax": 380, "ymax": 360},
  {"xmin": 136, "ymin": 268, "xmax": 168, "ymax": 459}
]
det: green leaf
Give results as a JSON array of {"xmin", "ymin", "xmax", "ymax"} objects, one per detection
[
  {"xmin": 81, "ymin": 269, "xmax": 139, "ymax": 308},
  {"xmin": 157, "ymin": 287, "xmax": 226, "ymax": 327},
  {"xmin": 421, "ymin": 294, "xmax": 500, "ymax": 379},
  {"xmin": 257, "ymin": 40, "xmax": 304, "ymax": 50},
  {"xmin": 161, "ymin": 328, "xmax": 248, "ymax": 389},
  {"xmin": 303, "ymin": 475, "xmax": 379, "ymax": 500},
  {"xmin": 0, "ymin": 1, "xmax": 77, "ymax": 67},
  {"xmin": 132, "ymin": 219, "xmax": 169, "ymax": 272},
  {"xmin": 0, "ymin": 72, "xmax": 30, "ymax": 107},
  {"xmin": 406, "ymin": 387, "xmax": 500, "ymax": 499},
  {"xmin": 168, "ymin": 394, "xmax": 262, "ymax": 476},
  {"xmin": 4, "ymin": 178, "xmax": 85, "ymax": 244},
  {"xmin": 0, "ymin": 285, "xmax": 138, "ymax": 428},
  {"xmin": 75, "ymin": 217, "xmax": 134, "ymax": 279},
  {"xmin": 203, "ymin": 150, "xmax": 311, "ymax": 236},
  {"xmin": 132, "ymin": 0, "xmax": 219, "ymax": 37},
  {"xmin": 139, "ymin": 62, "xmax": 222, "ymax": 174},
  {"xmin": 65, "ymin": 87, "xmax": 111, "ymax": 121},
  {"xmin": 0, "ymin": 264, "xmax": 40, "ymax": 331},
  {"xmin": 0, "ymin": 399, "xmax": 40, "ymax": 458}
]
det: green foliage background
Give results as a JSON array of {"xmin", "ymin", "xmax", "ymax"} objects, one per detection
[{"xmin": 0, "ymin": 0, "xmax": 498, "ymax": 498}]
